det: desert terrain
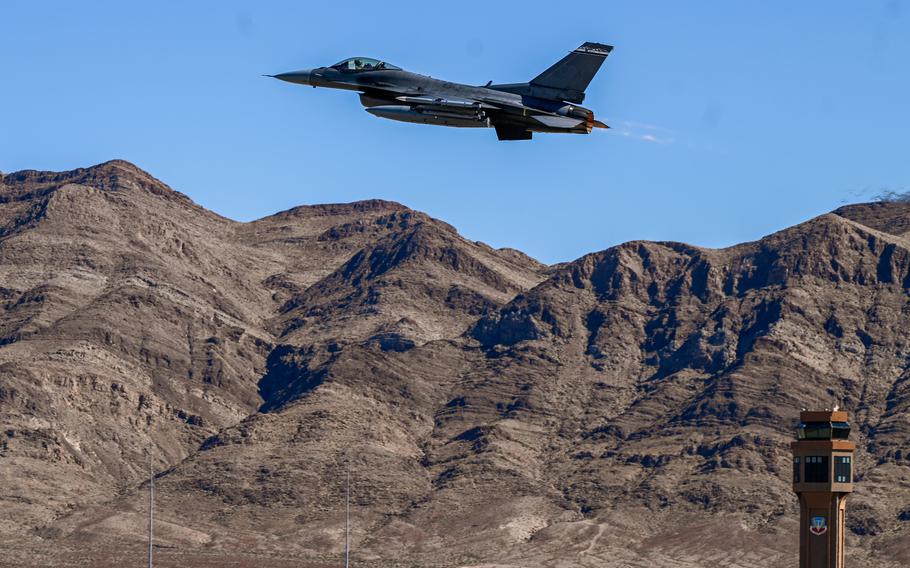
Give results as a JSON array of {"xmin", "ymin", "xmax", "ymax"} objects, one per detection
[{"xmin": 1, "ymin": 161, "xmax": 909, "ymax": 567}]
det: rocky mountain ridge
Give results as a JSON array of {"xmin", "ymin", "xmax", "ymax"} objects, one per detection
[{"xmin": 1, "ymin": 161, "xmax": 908, "ymax": 568}]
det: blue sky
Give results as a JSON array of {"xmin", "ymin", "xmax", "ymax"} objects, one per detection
[{"xmin": 2, "ymin": 1, "xmax": 908, "ymax": 264}]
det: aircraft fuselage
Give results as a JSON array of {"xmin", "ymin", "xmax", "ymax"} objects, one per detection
[{"xmin": 271, "ymin": 44, "xmax": 612, "ymax": 141}]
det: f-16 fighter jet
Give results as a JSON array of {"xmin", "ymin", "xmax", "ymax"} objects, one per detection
[{"xmin": 269, "ymin": 42, "xmax": 612, "ymax": 141}]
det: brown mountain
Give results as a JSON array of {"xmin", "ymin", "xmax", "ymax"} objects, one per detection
[{"xmin": 1, "ymin": 162, "xmax": 908, "ymax": 568}]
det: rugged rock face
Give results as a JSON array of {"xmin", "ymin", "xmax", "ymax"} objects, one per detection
[
  {"xmin": 0, "ymin": 161, "xmax": 275, "ymax": 534},
  {"xmin": 1, "ymin": 161, "xmax": 908, "ymax": 568},
  {"xmin": 0, "ymin": 162, "xmax": 544, "ymax": 554}
]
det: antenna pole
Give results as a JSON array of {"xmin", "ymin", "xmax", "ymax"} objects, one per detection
[
  {"xmin": 148, "ymin": 447, "xmax": 154, "ymax": 568},
  {"xmin": 345, "ymin": 467, "xmax": 350, "ymax": 568}
]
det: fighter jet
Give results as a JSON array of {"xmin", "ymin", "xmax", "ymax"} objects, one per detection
[{"xmin": 269, "ymin": 42, "xmax": 612, "ymax": 141}]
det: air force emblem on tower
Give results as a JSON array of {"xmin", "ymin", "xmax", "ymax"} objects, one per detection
[{"xmin": 810, "ymin": 516, "xmax": 828, "ymax": 536}]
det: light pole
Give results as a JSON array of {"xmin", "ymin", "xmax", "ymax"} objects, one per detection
[
  {"xmin": 148, "ymin": 447, "xmax": 154, "ymax": 568},
  {"xmin": 345, "ymin": 468, "xmax": 350, "ymax": 568}
]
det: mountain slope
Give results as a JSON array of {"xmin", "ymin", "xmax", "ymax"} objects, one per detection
[
  {"xmin": 0, "ymin": 162, "xmax": 545, "ymax": 548},
  {"xmin": 109, "ymin": 209, "xmax": 910, "ymax": 567},
  {"xmin": 1, "ymin": 161, "xmax": 909, "ymax": 568},
  {"xmin": 0, "ymin": 161, "xmax": 277, "ymax": 533}
]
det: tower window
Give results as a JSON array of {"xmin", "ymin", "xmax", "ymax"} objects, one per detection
[
  {"xmin": 793, "ymin": 457, "xmax": 800, "ymax": 483},
  {"xmin": 834, "ymin": 455, "xmax": 851, "ymax": 483},
  {"xmin": 805, "ymin": 456, "xmax": 828, "ymax": 483}
]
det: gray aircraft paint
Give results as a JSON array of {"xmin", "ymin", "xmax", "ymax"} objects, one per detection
[{"xmin": 270, "ymin": 43, "xmax": 612, "ymax": 141}]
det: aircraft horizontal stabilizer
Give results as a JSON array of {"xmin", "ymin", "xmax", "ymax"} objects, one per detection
[{"xmin": 531, "ymin": 115, "xmax": 586, "ymax": 128}]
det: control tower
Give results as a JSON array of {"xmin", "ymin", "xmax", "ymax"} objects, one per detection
[{"xmin": 791, "ymin": 409, "xmax": 855, "ymax": 568}]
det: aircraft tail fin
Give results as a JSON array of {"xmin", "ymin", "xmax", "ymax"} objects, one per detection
[{"xmin": 530, "ymin": 42, "xmax": 612, "ymax": 103}]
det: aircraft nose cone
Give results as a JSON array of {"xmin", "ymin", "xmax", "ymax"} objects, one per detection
[{"xmin": 271, "ymin": 69, "xmax": 313, "ymax": 85}]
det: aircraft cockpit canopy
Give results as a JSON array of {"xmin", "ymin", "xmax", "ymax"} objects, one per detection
[{"xmin": 332, "ymin": 57, "xmax": 401, "ymax": 72}]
